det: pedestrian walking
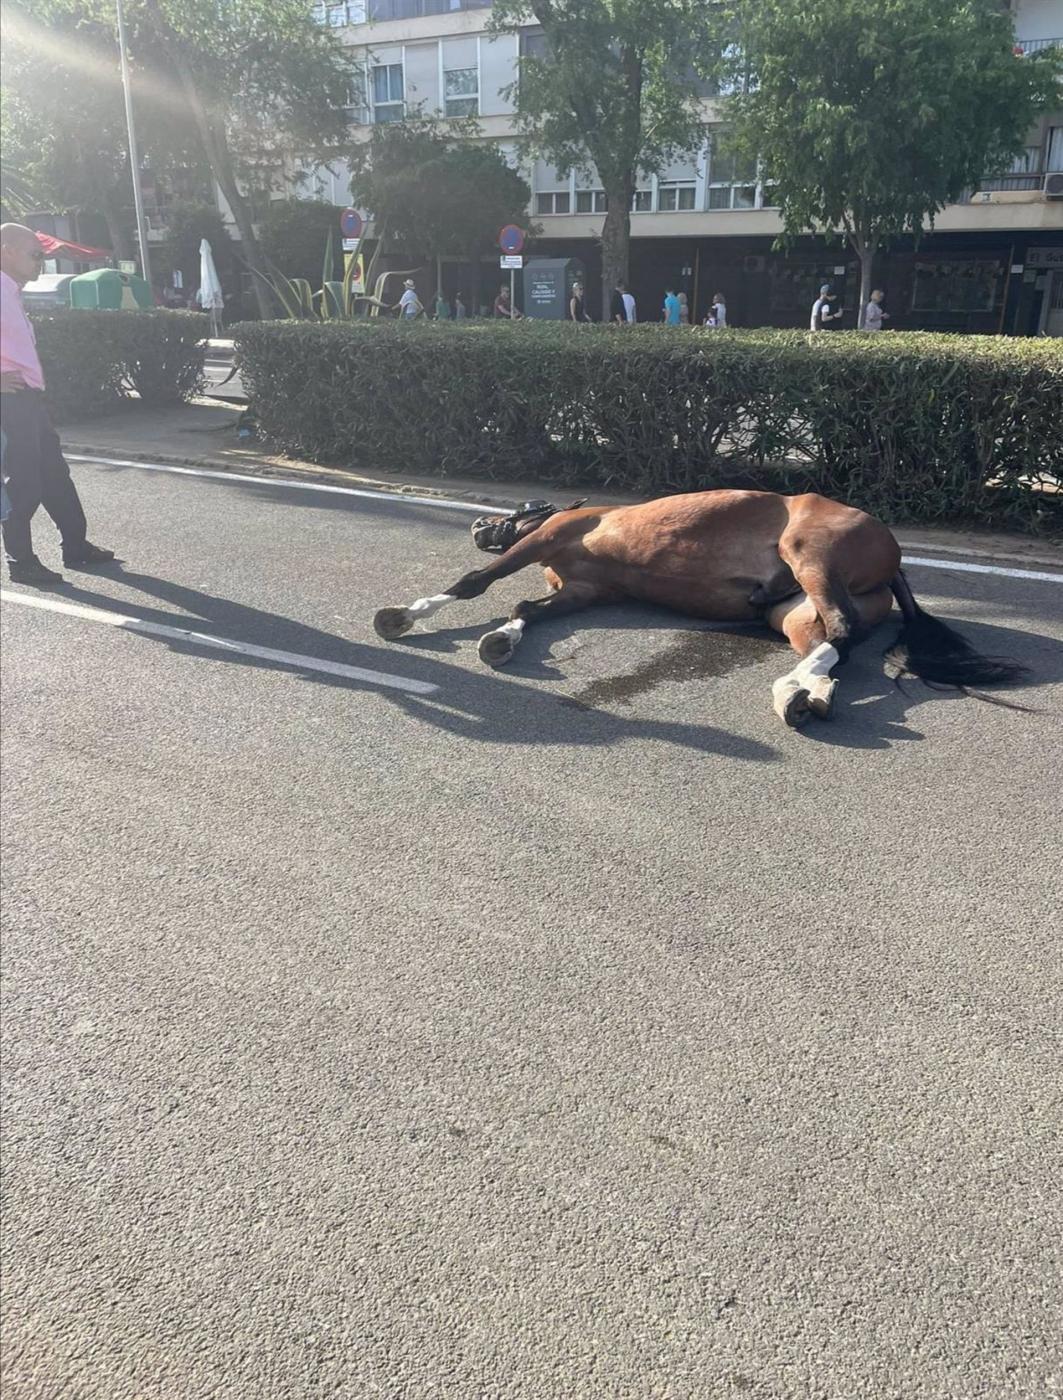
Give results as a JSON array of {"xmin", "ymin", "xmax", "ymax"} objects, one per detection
[
  {"xmin": 454, "ymin": 292, "xmax": 467, "ymax": 320},
  {"xmin": 493, "ymin": 284, "xmax": 522, "ymax": 319},
  {"xmin": 810, "ymin": 284, "xmax": 843, "ymax": 331},
  {"xmin": 662, "ymin": 287, "xmax": 681, "ymax": 326},
  {"xmin": 710, "ymin": 291, "xmax": 727, "ymax": 328},
  {"xmin": 569, "ymin": 281, "xmax": 590, "ymax": 322},
  {"xmin": 397, "ymin": 279, "xmax": 424, "ymax": 318},
  {"xmin": 678, "ymin": 292, "xmax": 690, "ymax": 326},
  {"xmin": 1, "ymin": 223, "xmax": 114, "ymax": 586},
  {"xmin": 616, "ymin": 283, "xmax": 637, "ymax": 325},
  {"xmin": 863, "ymin": 289, "xmax": 890, "ymax": 332},
  {"xmin": 434, "ymin": 291, "xmax": 450, "ymax": 320}
]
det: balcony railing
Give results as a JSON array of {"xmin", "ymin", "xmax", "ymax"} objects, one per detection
[{"xmin": 1014, "ymin": 36, "xmax": 1062, "ymax": 54}]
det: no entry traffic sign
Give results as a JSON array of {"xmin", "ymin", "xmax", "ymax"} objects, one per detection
[
  {"xmin": 498, "ymin": 224, "xmax": 525, "ymax": 254},
  {"xmin": 341, "ymin": 208, "xmax": 364, "ymax": 239}
]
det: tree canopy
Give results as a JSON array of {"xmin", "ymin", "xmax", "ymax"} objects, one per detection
[
  {"xmin": 348, "ymin": 116, "xmax": 531, "ymax": 296},
  {"xmin": 0, "ymin": 2, "xmax": 202, "ymax": 256},
  {"xmin": 723, "ymin": 0, "xmax": 1062, "ymax": 323},
  {"xmin": 488, "ymin": 0, "xmax": 722, "ymax": 315}
]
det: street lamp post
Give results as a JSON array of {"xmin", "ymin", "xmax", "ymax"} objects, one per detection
[{"xmin": 116, "ymin": 0, "xmax": 152, "ymax": 286}]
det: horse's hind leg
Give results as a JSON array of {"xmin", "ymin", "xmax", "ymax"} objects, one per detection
[
  {"xmin": 478, "ymin": 581, "xmax": 600, "ymax": 667},
  {"xmin": 767, "ymin": 596, "xmax": 826, "ymax": 726},
  {"xmin": 768, "ymin": 586, "xmax": 893, "ymax": 725}
]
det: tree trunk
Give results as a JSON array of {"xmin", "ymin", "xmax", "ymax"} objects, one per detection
[
  {"xmin": 100, "ymin": 196, "xmax": 134, "ymax": 263},
  {"xmin": 169, "ymin": 48, "xmax": 273, "ymax": 319},
  {"xmin": 600, "ymin": 180, "xmax": 633, "ymax": 322}
]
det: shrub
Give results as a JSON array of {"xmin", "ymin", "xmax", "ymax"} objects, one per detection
[
  {"xmin": 29, "ymin": 308, "xmax": 207, "ymax": 420},
  {"xmin": 232, "ymin": 321, "xmax": 1063, "ymax": 533}
]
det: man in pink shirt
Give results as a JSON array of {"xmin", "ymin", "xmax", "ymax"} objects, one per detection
[{"xmin": 1, "ymin": 223, "xmax": 113, "ymax": 585}]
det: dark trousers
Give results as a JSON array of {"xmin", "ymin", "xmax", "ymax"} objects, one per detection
[{"xmin": 1, "ymin": 391, "xmax": 87, "ymax": 563}]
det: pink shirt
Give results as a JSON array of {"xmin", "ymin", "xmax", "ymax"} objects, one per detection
[{"xmin": 1, "ymin": 269, "xmax": 45, "ymax": 390}]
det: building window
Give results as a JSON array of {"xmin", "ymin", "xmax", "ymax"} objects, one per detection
[
  {"xmin": 575, "ymin": 190, "xmax": 607, "ymax": 213},
  {"xmin": 632, "ymin": 190, "xmax": 653, "ymax": 212},
  {"xmin": 911, "ymin": 259, "xmax": 1003, "ymax": 314},
  {"xmin": 1048, "ymin": 126, "xmax": 1063, "ymax": 172},
  {"xmin": 371, "ymin": 64, "xmax": 404, "ymax": 122},
  {"xmin": 444, "ymin": 66, "xmax": 479, "ymax": 118},
  {"xmin": 707, "ymin": 133, "xmax": 758, "ymax": 209},
  {"xmin": 521, "ymin": 29, "xmax": 549, "ymax": 61},
  {"xmin": 658, "ymin": 183, "xmax": 696, "ymax": 212},
  {"xmin": 345, "ymin": 70, "xmax": 369, "ymax": 125},
  {"xmin": 313, "ymin": 2, "xmax": 364, "ymax": 25},
  {"xmin": 535, "ymin": 191, "xmax": 571, "ymax": 214}
]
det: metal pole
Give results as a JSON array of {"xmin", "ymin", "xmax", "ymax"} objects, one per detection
[
  {"xmin": 510, "ymin": 267, "xmax": 515, "ymax": 318},
  {"xmin": 116, "ymin": 0, "xmax": 152, "ymax": 286}
]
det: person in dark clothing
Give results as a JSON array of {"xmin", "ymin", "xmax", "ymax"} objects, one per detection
[
  {"xmin": 569, "ymin": 281, "xmax": 590, "ymax": 322},
  {"xmin": 609, "ymin": 282, "xmax": 626, "ymax": 325},
  {"xmin": 1, "ymin": 223, "xmax": 114, "ymax": 586}
]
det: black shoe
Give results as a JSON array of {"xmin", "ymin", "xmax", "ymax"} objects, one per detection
[
  {"xmin": 8, "ymin": 559, "xmax": 65, "ymax": 587},
  {"xmin": 62, "ymin": 542, "xmax": 116, "ymax": 567}
]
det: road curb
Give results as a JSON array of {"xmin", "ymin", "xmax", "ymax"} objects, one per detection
[{"xmin": 64, "ymin": 441, "xmax": 1063, "ymax": 570}]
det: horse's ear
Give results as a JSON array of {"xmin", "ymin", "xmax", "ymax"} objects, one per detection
[{"xmin": 564, "ymin": 499, "xmax": 588, "ymax": 512}]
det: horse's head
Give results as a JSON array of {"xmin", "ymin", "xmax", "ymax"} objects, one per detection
[{"xmin": 471, "ymin": 499, "xmax": 587, "ymax": 554}]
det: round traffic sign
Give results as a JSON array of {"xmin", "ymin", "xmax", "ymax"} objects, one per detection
[
  {"xmin": 341, "ymin": 208, "xmax": 364, "ymax": 239},
  {"xmin": 498, "ymin": 224, "xmax": 525, "ymax": 254}
]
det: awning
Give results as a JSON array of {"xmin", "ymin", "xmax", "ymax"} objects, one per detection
[{"xmin": 34, "ymin": 232, "xmax": 112, "ymax": 262}]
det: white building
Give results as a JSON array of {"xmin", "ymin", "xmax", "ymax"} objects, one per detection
[{"xmin": 290, "ymin": 0, "xmax": 1063, "ymax": 331}]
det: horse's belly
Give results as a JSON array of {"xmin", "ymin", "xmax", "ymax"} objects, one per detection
[{"xmin": 624, "ymin": 571, "xmax": 762, "ymax": 622}]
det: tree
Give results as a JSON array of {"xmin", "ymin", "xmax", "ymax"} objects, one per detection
[
  {"xmin": 116, "ymin": 0, "xmax": 354, "ymax": 317},
  {"xmin": 0, "ymin": 4, "xmax": 200, "ymax": 257},
  {"xmin": 488, "ymin": 0, "xmax": 721, "ymax": 317},
  {"xmin": 724, "ymin": 0, "xmax": 1063, "ymax": 326},
  {"xmin": 259, "ymin": 199, "xmax": 342, "ymax": 285},
  {"xmin": 154, "ymin": 199, "xmax": 234, "ymax": 294},
  {"xmin": 348, "ymin": 116, "xmax": 531, "ymax": 305}
]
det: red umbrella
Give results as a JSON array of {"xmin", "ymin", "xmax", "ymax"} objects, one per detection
[{"xmin": 34, "ymin": 232, "xmax": 112, "ymax": 262}]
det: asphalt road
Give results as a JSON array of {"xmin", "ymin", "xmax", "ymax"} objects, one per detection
[{"xmin": 2, "ymin": 459, "xmax": 1062, "ymax": 1400}]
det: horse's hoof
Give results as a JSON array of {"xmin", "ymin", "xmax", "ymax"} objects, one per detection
[
  {"xmin": 478, "ymin": 630, "xmax": 514, "ymax": 667},
  {"xmin": 373, "ymin": 606, "xmax": 413, "ymax": 641},
  {"xmin": 808, "ymin": 678, "xmax": 837, "ymax": 721},
  {"xmin": 781, "ymin": 686, "xmax": 811, "ymax": 728}
]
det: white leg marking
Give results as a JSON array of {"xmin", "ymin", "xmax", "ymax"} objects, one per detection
[
  {"xmin": 407, "ymin": 592, "xmax": 457, "ymax": 620},
  {"xmin": 375, "ymin": 592, "xmax": 457, "ymax": 640},
  {"xmin": 477, "ymin": 618, "xmax": 525, "ymax": 667},
  {"xmin": 795, "ymin": 642, "xmax": 839, "ymax": 685}
]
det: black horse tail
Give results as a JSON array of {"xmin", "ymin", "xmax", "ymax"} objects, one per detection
[{"xmin": 884, "ymin": 571, "xmax": 1027, "ymax": 688}]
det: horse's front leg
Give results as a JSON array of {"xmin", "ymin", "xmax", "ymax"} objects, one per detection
[
  {"xmin": 478, "ymin": 583, "xmax": 599, "ymax": 667},
  {"xmin": 374, "ymin": 534, "xmax": 551, "ymax": 642}
]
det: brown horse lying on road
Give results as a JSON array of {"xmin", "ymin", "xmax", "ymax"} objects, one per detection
[{"xmin": 373, "ymin": 489, "xmax": 1024, "ymax": 727}]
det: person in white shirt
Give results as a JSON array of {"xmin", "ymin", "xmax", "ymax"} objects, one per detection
[
  {"xmin": 397, "ymin": 279, "xmax": 423, "ymax": 319},
  {"xmin": 710, "ymin": 291, "xmax": 727, "ymax": 328},
  {"xmin": 621, "ymin": 288, "xmax": 637, "ymax": 324},
  {"xmin": 863, "ymin": 289, "xmax": 890, "ymax": 331},
  {"xmin": 810, "ymin": 284, "xmax": 843, "ymax": 331}
]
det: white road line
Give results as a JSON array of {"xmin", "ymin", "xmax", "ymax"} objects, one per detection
[
  {"xmin": 66, "ymin": 454, "xmax": 1063, "ymax": 583},
  {"xmin": 0, "ymin": 590, "xmax": 439, "ymax": 695},
  {"xmin": 66, "ymin": 453, "xmax": 494, "ymax": 515},
  {"xmin": 903, "ymin": 556, "xmax": 1063, "ymax": 584}
]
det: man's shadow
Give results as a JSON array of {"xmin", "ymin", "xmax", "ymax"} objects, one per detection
[{"xmin": 57, "ymin": 566, "xmax": 781, "ymax": 763}]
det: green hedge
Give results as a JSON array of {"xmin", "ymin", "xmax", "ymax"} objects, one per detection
[
  {"xmin": 29, "ymin": 308, "xmax": 207, "ymax": 421},
  {"xmin": 233, "ymin": 321, "xmax": 1063, "ymax": 533}
]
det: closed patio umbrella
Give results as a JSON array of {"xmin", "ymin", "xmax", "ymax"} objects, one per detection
[{"xmin": 198, "ymin": 238, "xmax": 225, "ymax": 337}]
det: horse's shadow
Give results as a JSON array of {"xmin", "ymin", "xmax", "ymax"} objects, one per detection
[
  {"xmin": 55, "ymin": 568, "xmax": 779, "ymax": 762},
  {"xmin": 56, "ymin": 566, "xmax": 1058, "ymax": 755},
  {"xmin": 399, "ymin": 601, "xmax": 1062, "ymax": 751}
]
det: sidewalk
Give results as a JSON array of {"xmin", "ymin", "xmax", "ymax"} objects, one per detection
[{"xmin": 61, "ymin": 399, "xmax": 1062, "ymax": 567}]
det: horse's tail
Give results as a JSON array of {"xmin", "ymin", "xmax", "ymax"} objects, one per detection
[{"xmin": 884, "ymin": 571, "xmax": 1027, "ymax": 687}]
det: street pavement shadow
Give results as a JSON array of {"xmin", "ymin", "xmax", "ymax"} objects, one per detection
[{"xmin": 56, "ymin": 568, "xmax": 781, "ymax": 764}]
